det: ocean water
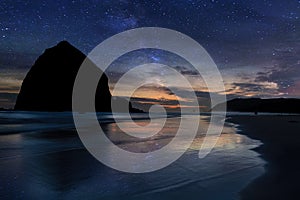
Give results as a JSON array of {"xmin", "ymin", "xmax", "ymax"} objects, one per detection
[{"xmin": 0, "ymin": 111, "xmax": 264, "ymax": 200}]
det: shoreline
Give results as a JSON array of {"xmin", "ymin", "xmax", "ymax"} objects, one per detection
[{"xmin": 227, "ymin": 115, "xmax": 300, "ymax": 200}]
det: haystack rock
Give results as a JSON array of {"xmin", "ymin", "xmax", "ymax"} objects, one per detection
[{"xmin": 15, "ymin": 41, "xmax": 140, "ymax": 112}]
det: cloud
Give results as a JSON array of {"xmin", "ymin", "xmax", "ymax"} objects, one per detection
[
  {"xmin": 254, "ymin": 44, "xmax": 300, "ymax": 94},
  {"xmin": 129, "ymin": 85, "xmax": 214, "ymax": 111},
  {"xmin": 0, "ymin": 76, "xmax": 23, "ymax": 93},
  {"xmin": 172, "ymin": 65, "xmax": 199, "ymax": 76},
  {"xmin": 226, "ymin": 82, "xmax": 281, "ymax": 98},
  {"xmin": 130, "ymin": 97, "xmax": 178, "ymax": 106}
]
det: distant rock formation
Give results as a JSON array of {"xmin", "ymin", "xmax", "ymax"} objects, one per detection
[
  {"xmin": 214, "ymin": 98, "xmax": 300, "ymax": 113},
  {"xmin": 14, "ymin": 41, "xmax": 142, "ymax": 113}
]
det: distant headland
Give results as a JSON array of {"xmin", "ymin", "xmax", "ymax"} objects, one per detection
[{"xmin": 214, "ymin": 98, "xmax": 300, "ymax": 114}]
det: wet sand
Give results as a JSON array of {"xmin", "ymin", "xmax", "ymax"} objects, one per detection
[
  {"xmin": 0, "ymin": 112, "xmax": 265, "ymax": 199},
  {"xmin": 228, "ymin": 115, "xmax": 300, "ymax": 200}
]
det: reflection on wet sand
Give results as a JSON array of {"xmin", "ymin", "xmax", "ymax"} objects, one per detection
[{"xmin": 0, "ymin": 113, "xmax": 264, "ymax": 199}]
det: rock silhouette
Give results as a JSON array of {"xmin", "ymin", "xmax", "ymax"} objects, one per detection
[
  {"xmin": 14, "ymin": 41, "xmax": 141, "ymax": 112},
  {"xmin": 214, "ymin": 98, "xmax": 300, "ymax": 113}
]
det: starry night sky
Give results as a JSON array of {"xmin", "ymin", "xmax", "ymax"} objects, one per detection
[{"xmin": 1, "ymin": 0, "xmax": 300, "ymax": 109}]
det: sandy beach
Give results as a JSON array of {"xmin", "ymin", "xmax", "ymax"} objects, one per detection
[
  {"xmin": 1, "ymin": 111, "xmax": 299, "ymax": 199},
  {"xmin": 228, "ymin": 115, "xmax": 300, "ymax": 200}
]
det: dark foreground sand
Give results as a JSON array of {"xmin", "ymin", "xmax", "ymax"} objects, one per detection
[{"xmin": 228, "ymin": 115, "xmax": 300, "ymax": 200}]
